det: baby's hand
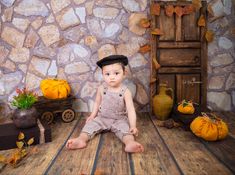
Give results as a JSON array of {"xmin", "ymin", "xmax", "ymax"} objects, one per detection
[
  {"xmin": 86, "ymin": 115, "xmax": 95, "ymax": 123},
  {"xmin": 129, "ymin": 127, "xmax": 139, "ymax": 137}
]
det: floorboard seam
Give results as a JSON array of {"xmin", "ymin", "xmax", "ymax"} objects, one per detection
[
  {"xmin": 43, "ymin": 117, "xmax": 81, "ymax": 175},
  {"xmin": 198, "ymin": 138, "xmax": 235, "ymax": 174},
  {"xmin": 128, "ymin": 153, "xmax": 135, "ymax": 175},
  {"xmin": 149, "ymin": 115, "xmax": 184, "ymax": 175},
  {"xmin": 91, "ymin": 134, "xmax": 103, "ymax": 175}
]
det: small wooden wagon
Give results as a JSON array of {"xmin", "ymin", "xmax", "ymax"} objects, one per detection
[{"xmin": 34, "ymin": 95, "xmax": 76, "ymax": 124}]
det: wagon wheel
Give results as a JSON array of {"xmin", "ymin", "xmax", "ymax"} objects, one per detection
[
  {"xmin": 62, "ymin": 109, "xmax": 75, "ymax": 123},
  {"xmin": 41, "ymin": 112, "xmax": 54, "ymax": 124}
]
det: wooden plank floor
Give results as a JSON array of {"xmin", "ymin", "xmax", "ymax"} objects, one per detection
[{"xmin": 0, "ymin": 112, "xmax": 234, "ymax": 175}]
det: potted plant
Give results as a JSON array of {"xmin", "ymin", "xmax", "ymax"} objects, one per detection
[{"xmin": 11, "ymin": 88, "xmax": 38, "ymax": 129}]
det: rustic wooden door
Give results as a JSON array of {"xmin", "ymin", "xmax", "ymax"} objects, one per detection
[{"xmin": 150, "ymin": 1, "xmax": 207, "ymax": 112}]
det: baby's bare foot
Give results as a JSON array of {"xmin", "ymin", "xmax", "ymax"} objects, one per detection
[
  {"xmin": 125, "ymin": 141, "xmax": 144, "ymax": 153},
  {"xmin": 66, "ymin": 138, "xmax": 87, "ymax": 150}
]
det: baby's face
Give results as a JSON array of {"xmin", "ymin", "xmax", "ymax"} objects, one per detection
[{"xmin": 102, "ymin": 63, "xmax": 125, "ymax": 88}]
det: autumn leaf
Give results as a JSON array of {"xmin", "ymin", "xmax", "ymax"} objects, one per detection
[
  {"xmin": 192, "ymin": 0, "xmax": 202, "ymax": 11},
  {"xmin": 8, "ymin": 151, "xmax": 21, "ymax": 165},
  {"xmin": 18, "ymin": 132, "xmax": 25, "ymax": 140},
  {"xmin": 205, "ymin": 30, "xmax": 214, "ymax": 42},
  {"xmin": 152, "ymin": 58, "xmax": 161, "ymax": 70},
  {"xmin": 27, "ymin": 137, "xmax": 34, "ymax": 146},
  {"xmin": 139, "ymin": 44, "xmax": 151, "ymax": 54},
  {"xmin": 16, "ymin": 141, "xmax": 24, "ymax": 149},
  {"xmin": 198, "ymin": 15, "xmax": 206, "ymax": 27},
  {"xmin": 20, "ymin": 149, "xmax": 27, "ymax": 157},
  {"xmin": 150, "ymin": 77, "xmax": 157, "ymax": 84},
  {"xmin": 183, "ymin": 5, "xmax": 195, "ymax": 15},
  {"xmin": 0, "ymin": 154, "xmax": 6, "ymax": 163},
  {"xmin": 175, "ymin": 6, "xmax": 183, "ymax": 17},
  {"xmin": 165, "ymin": 5, "xmax": 174, "ymax": 17},
  {"xmin": 138, "ymin": 18, "xmax": 150, "ymax": 28},
  {"xmin": 151, "ymin": 28, "xmax": 163, "ymax": 35},
  {"xmin": 151, "ymin": 3, "xmax": 160, "ymax": 16}
]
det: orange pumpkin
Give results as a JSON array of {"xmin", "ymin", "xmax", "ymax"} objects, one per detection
[{"xmin": 177, "ymin": 100, "xmax": 195, "ymax": 114}]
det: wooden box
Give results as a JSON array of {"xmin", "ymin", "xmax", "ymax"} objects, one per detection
[{"xmin": 0, "ymin": 120, "xmax": 51, "ymax": 150}]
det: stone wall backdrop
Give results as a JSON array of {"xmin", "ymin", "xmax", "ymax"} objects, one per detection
[
  {"xmin": 0, "ymin": 0, "xmax": 234, "ymax": 116},
  {"xmin": 0, "ymin": 0, "xmax": 150, "ymax": 115}
]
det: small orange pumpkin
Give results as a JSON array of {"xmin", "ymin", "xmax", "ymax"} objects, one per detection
[
  {"xmin": 177, "ymin": 100, "xmax": 195, "ymax": 114},
  {"xmin": 40, "ymin": 79, "xmax": 71, "ymax": 99}
]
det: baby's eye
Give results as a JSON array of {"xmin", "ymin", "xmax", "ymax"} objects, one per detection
[
  {"xmin": 105, "ymin": 73, "xmax": 110, "ymax": 76},
  {"xmin": 115, "ymin": 72, "xmax": 119, "ymax": 75}
]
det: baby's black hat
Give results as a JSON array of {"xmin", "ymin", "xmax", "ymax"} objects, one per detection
[{"xmin": 97, "ymin": 55, "xmax": 128, "ymax": 68}]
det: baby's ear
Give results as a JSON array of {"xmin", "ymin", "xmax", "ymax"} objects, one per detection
[{"xmin": 124, "ymin": 69, "xmax": 128, "ymax": 75}]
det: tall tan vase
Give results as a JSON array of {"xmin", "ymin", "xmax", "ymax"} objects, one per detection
[{"xmin": 153, "ymin": 84, "xmax": 173, "ymax": 120}]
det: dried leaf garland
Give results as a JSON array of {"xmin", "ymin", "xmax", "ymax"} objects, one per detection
[
  {"xmin": 18, "ymin": 132, "xmax": 25, "ymax": 140},
  {"xmin": 16, "ymin": 141, "xmax": 24, "ymax": 149},
  {"xmin": 198, "ymin": 15, "xmax": 206, "ymax": 27},
  {"xmin": 139, "ymin": 44, "xmax": 151, "ymax": 54},
  {"xmin": 192, "ymin": 0, "xmax": 202, "ymax": 11},
  {"xmin": 150, "ymin": 77, "xmax": 157, "ymax": 84},
  {"xmin": 151, "ymin": 28, "xmax": 163, "ymax": 35},
  {"xmin": 151, "ymin": 3, "xmax": 161, "ymax": 16},
  {"xmin": 205, "ymin": 30, "xmax": 214, "ymax": 42},
  {"xmin": 183, "ymin": 5, "xmax": 195, "ymax": 15},
  {"xmin": 165, "ymin": 5, "xmax": 174, "ymax": 17},
  {"xmin": 27, "ymin": 138, "xmax": 34, "ymax": 146},
  {"xmin": 207, "ymin": 3, "xmax": 214, "ymax": 16},
  {"xmin": 138, "ymin": 18, "xmax": 151, "ymax": 28},
  {"xmin": 175, "ymin": 6, "xmax": 183, "ymax": 17}
]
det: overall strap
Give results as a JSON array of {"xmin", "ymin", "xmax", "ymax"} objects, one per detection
[
  {"xmin": 119, "ymin": 85, "xmax": 127, "ymax": 97},
  {"xmin": 103, "ymin": 83, "xmax": 108, "ymax": 95}
]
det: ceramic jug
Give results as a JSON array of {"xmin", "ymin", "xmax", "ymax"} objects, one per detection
[{"xmin": 153, "ymin": 84, "xmax": 173, "ymax": 120}]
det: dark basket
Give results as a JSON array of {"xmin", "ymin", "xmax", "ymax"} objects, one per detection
[{"xmin": 172, "ymin": 104, "xmax": 201, "ymax": 131}]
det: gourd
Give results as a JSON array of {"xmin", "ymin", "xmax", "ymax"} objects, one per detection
[
  {"xmin": 40, "ymin": 79, "xmax": 71, "ymax": 99},
  {"xmin": 177, "ymin": 100, "xmax": 195, "ymax": 114},
  {"xmin": 190, "ymin": 113, "xmax": 228, "ymax": 141}
]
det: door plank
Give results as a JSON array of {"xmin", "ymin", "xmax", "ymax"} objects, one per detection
[
  {"xmin": 47, "ymin": 117, "xmax": 101, "ymax": 175},
  {"xmin": 94, "ymin": 132, "xmax": 131, "ymax": 175},
  {"xmin": 0, "ymin": 119, "xmax": 78, "ymax": 175},
  {"xmin": 131, "ymin": 114, "xmax": 181, "ymax": 175},
  {"xmin": 176, "ymin": 16, "xmax": 182, "ymax": 41},
  {"xmin": 159, "ymin": 49, "xmax": 200, "ymax": 66},
  {"xmin": 158, "ymin": 42, "xmax": 201, "ymax": 49},
  {"xmin": 183, "ymin": 12, "xmax": 200, "ymax": 41},
  {"xmin": 151, "ymin": 116, "xmax": 233, "ymax": 175}
]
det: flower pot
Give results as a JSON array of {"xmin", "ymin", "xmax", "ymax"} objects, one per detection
[{"xmin": 12, "ymin": 106, "xmax": 38, "ymax": 129}]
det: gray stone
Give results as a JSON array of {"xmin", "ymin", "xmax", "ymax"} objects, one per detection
[
  {"xmin": 136, "ymin": 83, "xmax": 149, "ymax": 105},
  {"xmin": 73, "ymin": 0, "xmax": 85, "ymax": 5},
  {"xmin": 24, "ymin": 28, "xmax": 39, "ymax": 48},
  {"xmin": 218, "ymin": 37, "xmax": 233, "ymax": 49},
  {"xmin": 93, "ymin": 7, "xmax": 119, "ymax": 19},
  {"xmin": 68, "ymin": 72, "xmax": 90, "ymax": 82},
  {"xmin": 95, "ymin": 0, "xmax": 122, "ymax": 8},
  {"xmin": 85, "ymin": 1, "xmax": 94, "ymax": 15},
  {"xmin": 116, "ymin": 42, "xmax": 139, "ymax": 57},
  {"xmin": 210, "ymin": 53, "xmax": 233, "ymax": 67},
  {"xmin": 0, "ymin": 0, "xmax": 16, "ymax": 7},
  {"xmin": 46, "ymin": 13, "xmax": 55, "ymax": 23},
  {"xmin": 2, "ymin": 7, "xmax": 13, "ymax": 22},
  {"xmin": 208, "ymin": 40, "xmax": 219, "ymax": 55},
  {"xmin": 208, "ymin": 92, "xmax": 231, "ymax": 111},
  {"xmin": 57, "ymin": 44, "xmax": 91, "ymax": 65},
  {"xmin": 31, "ymin": 17, "xmax": 43, "ymax": 30},
  {"xmin": 87, "ymin": 18, "xmax": 103, "ymax": 38},
  {"xmin": 0, "ymin": 71, "xmax": 23, "ymax": 95},
  {"xmin": 38, "ymin": 25, "xmax": 60, "ymax": 46},
  {"xmin": 64, "ymin": 26, "xmax": 87, "ymax": 42},
  {"xmin": 9, "ymin": 47, "xmax": 30, "ymax": 63},
  {"xmin": 0, "ymin": 46, "xmax": 9, "ymax": 64},
  {"xmin": 75, "ymin": 7, "xmax": 86, "ymax": 24},
  {"xmin": 122, "ymin": 0, "xmax": 140, "ymax": 12},
  {"xmin": 51, "ymin": 0, "xmax": 70, "ymax": 14},
  {"xmin": 98, "ymin": 44, "xmax": 116, "ymax": 60},
  {"xmin": 129, "ymin": 53, "xmax": 148, "ymax": 68},
  {"xmin": 209, "ymin": 0, "xmax": 224, "ymax": 17},
  {"xmin": 14, "ymin": 0, "xmax": 49, "ymax": 17},
  {"xmin": 48, "ymin": 60, "xmax": 58, "ymax": 76},
  {"xmin": 208, "ymin": 75, "xmax": 225, "ymax": 89},
  {"xmin": 128, "ymin": 13, "xmax": 147, "ymax": 35},
  {"xmin": 213, "ymin": 64, "xmax": 234, "ymax": 74},
  {"xmin": 1, "ymin": 60, "xmax": 16, "ymax": 73},
  {"xmin": 134, "ymin": 69, "xmax": 150, "ymax": 90},
  {"xmin": 65, "ymin": 62, "xmax": 90, "ymax": 74},
  {"xmin": 25, "ymin": 72, "xmax": 42, "ymax": 90},
  {"xmin": 56, "ymin": 7, "xmax": 80, "ymax": 30},
  {"xmin": 29, "ymin": 56, "xmax": 51, "ymax": 77},
  {"xmin": 225, "ymin": 73, "xmax": 235, "ymax": 90},
  {"xmin": 223, "ymin": 0, "xmax": 232, "ymax": 15},
  {"xmin": 1, "ymin": 26, "xmax": 25, "ymax": 47},
  {"xmin": 33, "ymin": 42, "xmax": 56, "ymax": 58},
  {"xmin": 104, "ymin": 23, "xmax": 121, "ymax": 38},
  {"xmin": 18, "ymin": 64, "xmax": 27, "ymax": 73},
  {"xmin": 12, "ymin": 18, "xmax": 30, "ymax": 32},
  {"xmin": 80, "ymin": 82, "xmax": 99, "ymax": 98}
]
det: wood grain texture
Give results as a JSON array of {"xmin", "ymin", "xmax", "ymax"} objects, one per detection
[
  {"xmin": 131, "ymin": 114, "xmax": 181, "ymax": 175},
  {"xmin": 183, "ymin": 12, "xmax": 200, "ymax": 41},
  {"xmin": 158, "ymin": 42, "xmax": 201, "ymax": 49},
  {"xmin": 47, "ymin": 117, "xmax": 101, "ymax": 175},
  {"xmin": 94, "ymin": 132, "xmax": 131, "ymax": 175},
  {"xmin": 0, "ymin": 118, "xmax": 78, "ymax": 175},
  {"xmin": 151, "ymin": 116, "xmax": 233, "ymax": 175},
  {"xmin": 158, "ymin": 67, "xmax": 201, "ymax": 74}
]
